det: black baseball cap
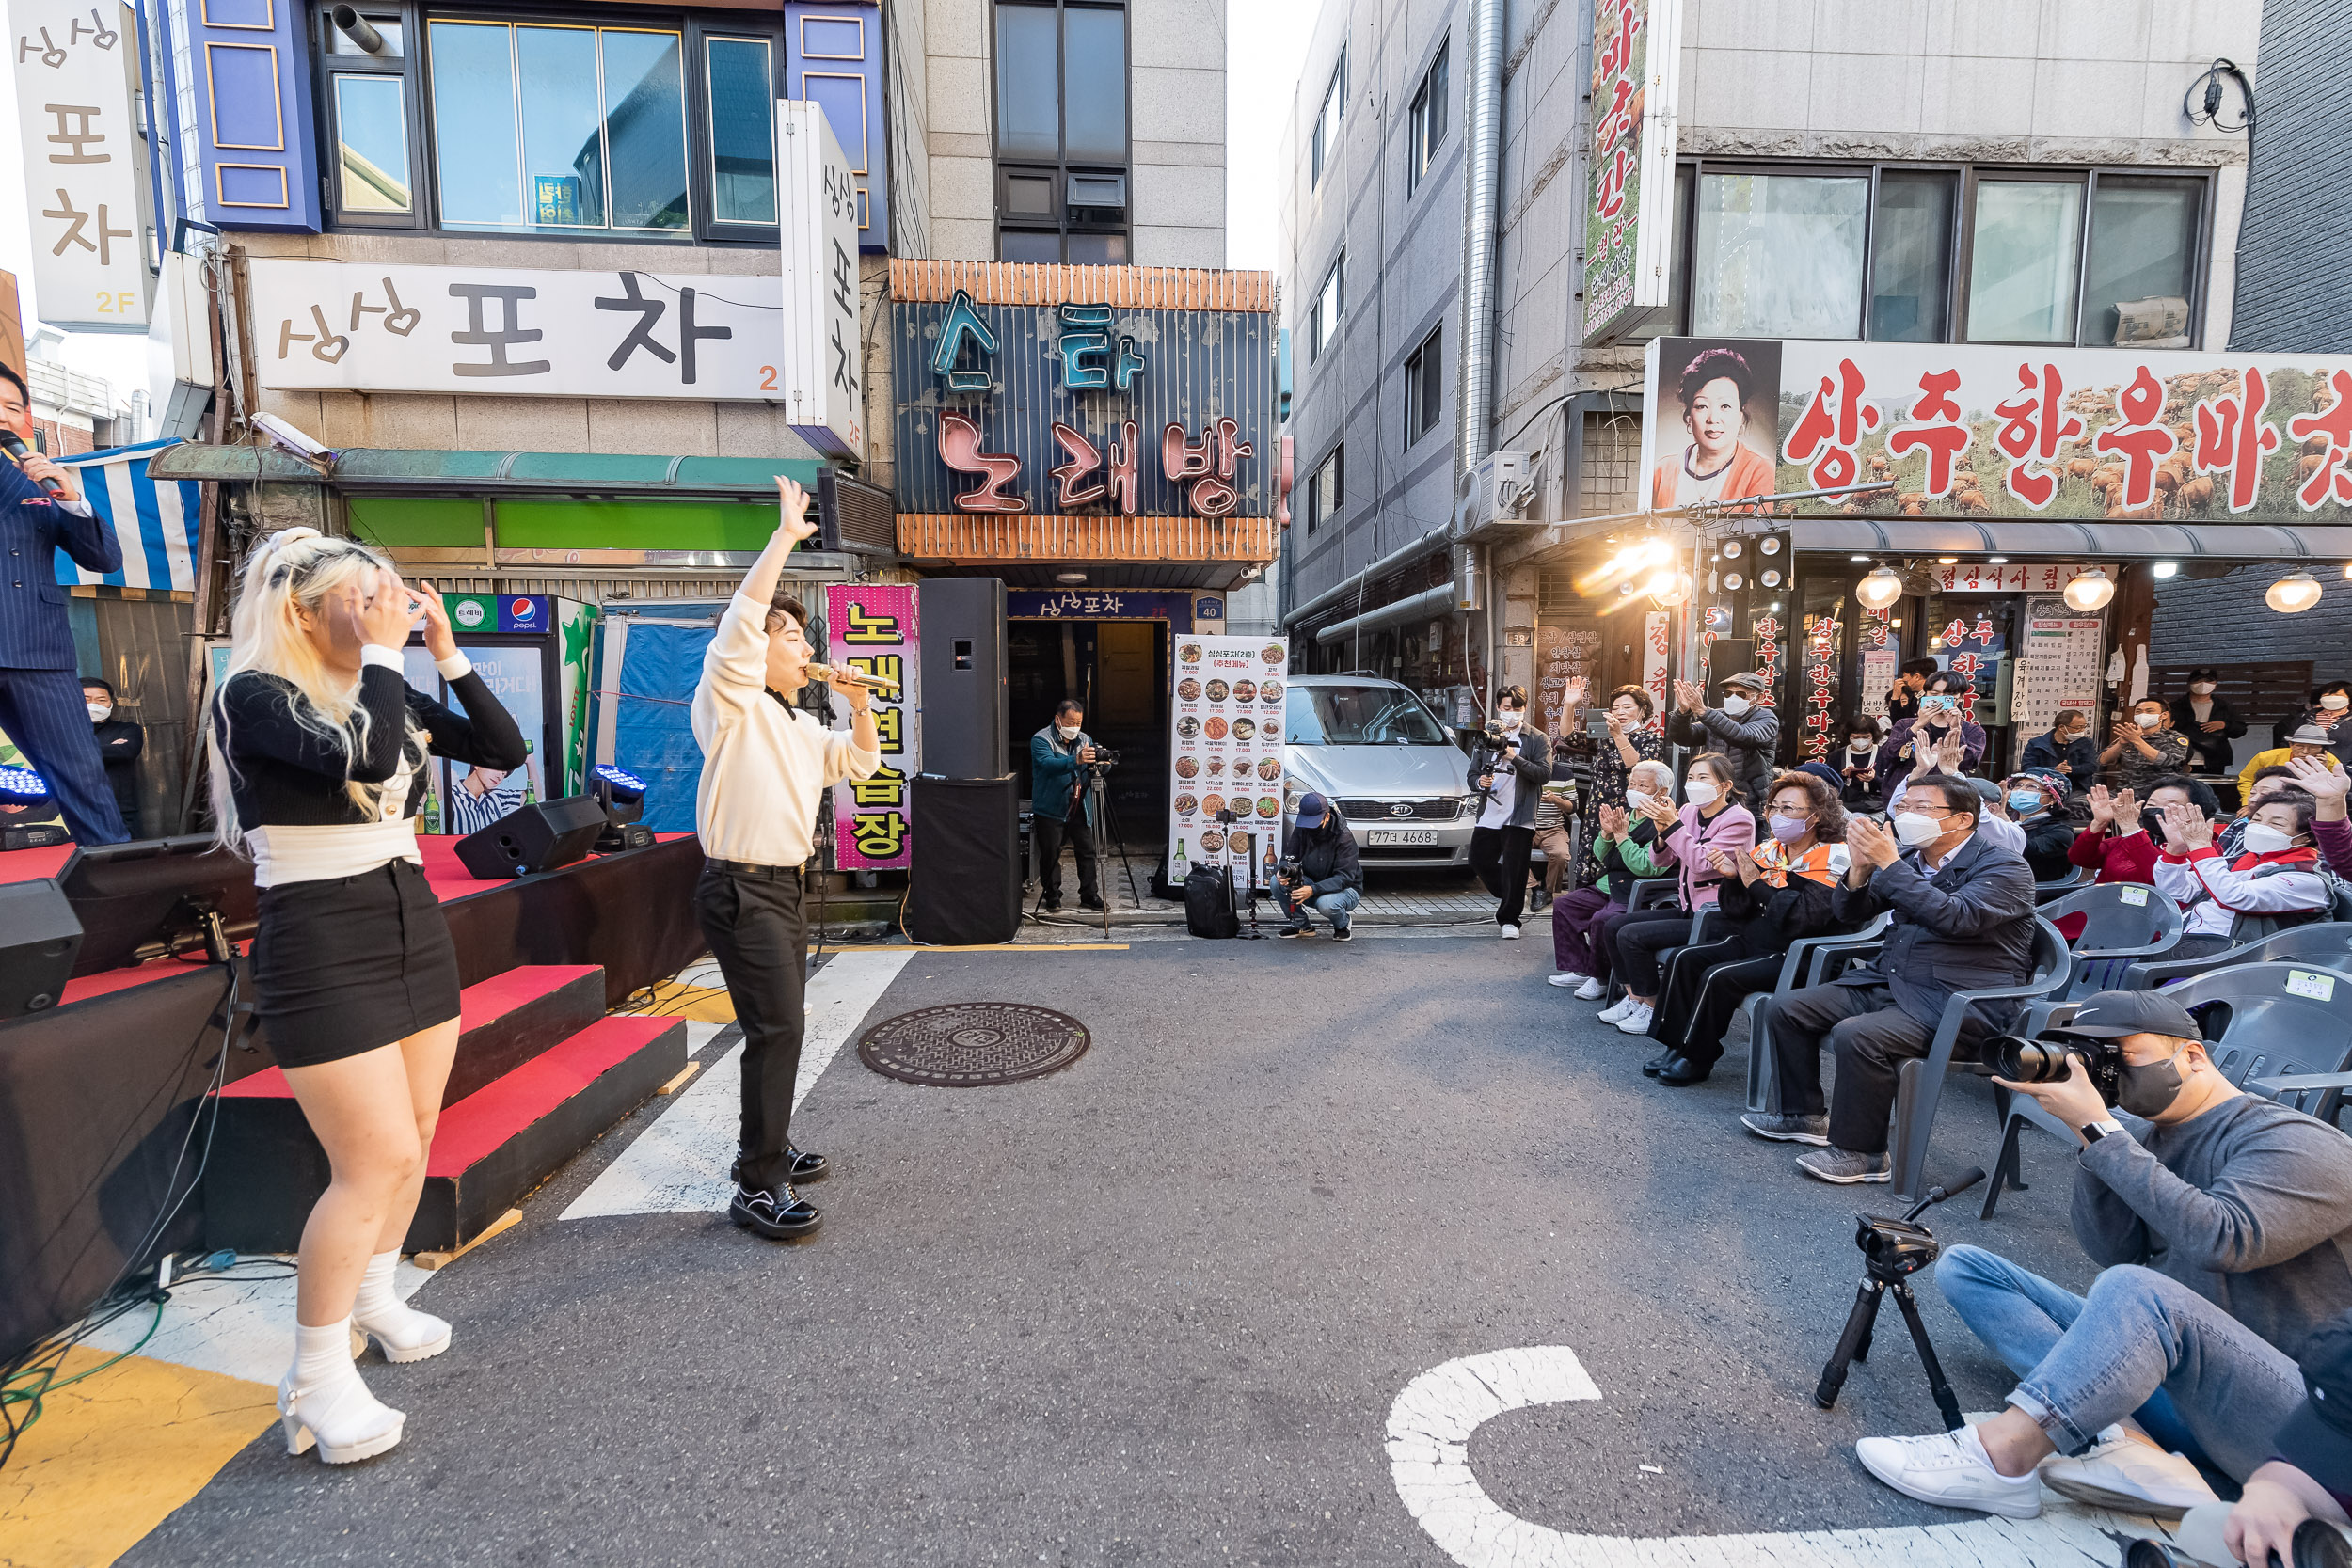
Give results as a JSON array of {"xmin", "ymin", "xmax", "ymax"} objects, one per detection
[
  {"xmin": 1294, "ymin": 792, "xmax": 1329, "ymax": 828},
  {"xmin": 2050, "ymin": 990, "xmax": 2201, "ymax": 1041},
  {"xmin": 2274, "ymin": 1313, "xmax": 2352, "ymax": 1495}
]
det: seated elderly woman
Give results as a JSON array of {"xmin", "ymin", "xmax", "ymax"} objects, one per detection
[
  {"xmin": 1643, "ymin": 768, "xmax": 1851, "ymax": 1085},
  {"xmin": 2152, "ymin": 786, "xmax": 2331, "ymax": 959},
  {"xmin": 1597, "ymin": 752, "xmax": 1757, "ymax": 1038},
  {"xmin": 1547, "ymin": 757, "xmax": 1674, "ymax": 999}
]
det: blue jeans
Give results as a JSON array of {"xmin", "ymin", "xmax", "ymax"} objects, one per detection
[
  {"xmin": 1285, "ymin": 885, "xmax": 1360, "ymax": 932},
  {"xmin": 1935, "ymin": 1244, "xmax": 2303, "ymax": 1480}
]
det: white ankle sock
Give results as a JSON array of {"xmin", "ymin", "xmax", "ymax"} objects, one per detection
[
  {"xmin": 293, "ymin": 1317, "xmax": 358, "ymax": 1387},
  {"xmin": 352, "ymin": 1250, "xmax": 404, "ymax": 1322}
]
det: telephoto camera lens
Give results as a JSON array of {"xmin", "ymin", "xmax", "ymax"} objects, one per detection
[
  {"xmin": 1987, "ymin": 1033, "xmax": 2074, "ymax": 1084},
  {"xmin": 2124, "ymin": 1540, "xmax": 2200, "ymax": 1568}
]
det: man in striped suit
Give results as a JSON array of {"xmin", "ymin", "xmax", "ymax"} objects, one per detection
[{"xmin": 0, "ymin": 364, "xmax": 129, "ymax": 844}]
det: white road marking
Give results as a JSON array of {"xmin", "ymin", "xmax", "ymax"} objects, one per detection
[
  {"xmin": 1388, "ymin": 1346, "xmax": 2187, "ymax": 1567},
  {"xmin": 561, "ymin": 949, "xmax": 914, "ymax": 1219}
]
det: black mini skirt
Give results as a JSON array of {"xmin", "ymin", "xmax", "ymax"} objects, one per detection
[{"xmin": 251, "ymin": 858, "xmax": 462, "ymax": 1069}]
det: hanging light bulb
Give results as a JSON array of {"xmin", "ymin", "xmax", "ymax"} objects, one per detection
[
  {"xmin": 2062, "ymin": 567, "xmax": 2116, "ymax": 611},
  {"xmin": 1647, "ymin": 571, "xmax": 1693, "ymax": 608},
  {"xmin": 2267, "ymin": 571, "xmax": 2324, "ymax": 614},
  {"xmin": 1855, "ymin": 565, "xmax": 1905, "ymax": 610}
]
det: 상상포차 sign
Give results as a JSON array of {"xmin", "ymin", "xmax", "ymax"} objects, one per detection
[
  {"xmin": 1167, "ymin": 636, "xmax": 1289, "ymax": 892},
  {"xmin": 824, "ymin": 584, "xmax": 917, "ymax": 870},
  {"xmin": 10, "ymin": 0, "xmax": 151, "ymax": 330}
]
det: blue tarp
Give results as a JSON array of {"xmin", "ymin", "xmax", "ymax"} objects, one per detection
[{"xmin": 612, "ymin": 622, "xmax": 715, "ymax": 833}]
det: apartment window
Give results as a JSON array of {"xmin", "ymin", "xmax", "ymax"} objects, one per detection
[
  {"xmin": 1311, "ymin": 49, "xmax": 1345, "ymax": 188},
  {"xmin": 1867, "ymin": 171, "xmax": 1956, "ymax": 342},
  {"xmin": 994, "ymin": 1, "xmax": 1130, "ymax": 262},
  {"xmin": 1964, "ymin": 180, "xmax": 2084, "ymax": 342},
  {"xmin": 1406, "ymin": 40, "xmax": 1448, "ymax": 196},
  {"xmin": 1310, "ymin": 255, "xmax": 1344, "ymax": 362},
  {"xmin": 323, "ymin": 8, "xmax": 413, "ymax": 215},
  {"xmin": 1306, "ymin": 446, "xmax": 1343, "ymax": 532},
  {"xmin": 705, "ymin": 38, "xmax": 775, "ymax": 226},
  {"xmin": 1691, "ymin": 170, "xmax": 1869, "ymax": 338},
  {"xmin": 1405, "ymin": 325, "xmax": 1442, "ymax": 445}
]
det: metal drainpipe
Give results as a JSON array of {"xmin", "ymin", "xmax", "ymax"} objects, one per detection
[{"xmin": 1455, "ymin": 0, "xmax": 1502, "ymax": 478}]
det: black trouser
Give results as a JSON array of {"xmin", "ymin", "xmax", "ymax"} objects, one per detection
[
  {"xmin": 1470, "ymin": 823, "xmax": 1535, "ymax": 926},
  {"xmin": 696, "ymin": 864, "xmax": 808, "ymax": 1192},
  {"xmin": 1646, "ymin": 935, "xmax": 1786, "ymax": 1067},
  {"xmin": 1615, "ymin": 909, "xmax": 1705, "ymax": 997},
  {"xmin": 1034, "ymin": 811, "xmax": 1099, "ymax": 906},
  {"xmin": 1597, "ymin": 905, "xmax": 1691, "ymax": 990},
  {"xmin": 1764, "ymin": 979, "xmax": 1994, "ymax": 1154}
]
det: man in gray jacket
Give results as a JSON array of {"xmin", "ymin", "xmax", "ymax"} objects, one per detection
[
  {"xmin": 1666, "ymin": 671, "xmax": 1778, "ymax": 803},
  {"xmin": 1851, "ymin": 989, "xmax": 2352, "ymax": 1522}
]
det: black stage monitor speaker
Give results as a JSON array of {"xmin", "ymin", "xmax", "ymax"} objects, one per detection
[
  {"xmin": 455, "ymin": 796, "xmax": 608, "ymax": 880},
  {"xmin": 0, "ymin": 879, "xmax": 83, "ymax": 1013},
  {"xmin": 906, "ymin": 774, "xmax": 1020, "ymax": 945},
  {"xmin": 58, "ymin": 835, "xmax": 259, "ymax": 975},
  {"xmin": 917, "ymin": 578, "xmax": 1007, "ymax": 780}
]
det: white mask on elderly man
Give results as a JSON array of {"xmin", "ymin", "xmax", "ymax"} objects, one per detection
[
  {"xmin": 1893, "ymin": 810, "xmax": 1947, "ymax": 847},
  {"xmin": 1722, "ymin": 695, "xmax": 1751, "ymax": 716},
  {"xmin": 1057, "ymin": 724, "xmax": 1082, "ymax": 741},
  {"xmin": 1624, "ymin": 788, "xmax": 1657, "ymax": 812},
  {"xmin": 2134, "ymin": 711, "xmax": 2164, "ymax": 728}
]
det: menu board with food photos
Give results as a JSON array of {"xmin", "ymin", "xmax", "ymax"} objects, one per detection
[{"xmin": 1167, "ymin": 635, "xmax": 1291, "ymax": 890}]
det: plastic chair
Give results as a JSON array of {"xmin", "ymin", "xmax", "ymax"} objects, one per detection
[
  {"xmin": 2032, "ymin": 865, "xmax": 2093, "ymax": 905},
  {"xmin": 1742, "ymin": 912, "xmax": 1893, "ymax": 1115},
  {"xmin": 1982, "ymin": 961, "xmax": 2352, "ymax": 1216},
  {"xmin": 1601, "ymin": 879, "xmax": 1683, "ymax": 1004},
  {"xmin": 2036, "ymin": 882, "xmax": 2185, "ymax": 1005},
  {"xmin": 1886, "ymin": 917, "xmax": 2074, "ymax": 1203},
  {"xmin": 2120, "ymin": 922, "xmax": 2352, "ymax": 992}
]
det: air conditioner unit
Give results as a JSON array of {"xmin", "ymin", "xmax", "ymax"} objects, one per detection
[{"xmin": 1452, "ymin": 450, "xmax": 1533, "ymax": 541}]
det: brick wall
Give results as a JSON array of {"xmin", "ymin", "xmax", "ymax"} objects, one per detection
[
  {"xmin": 2232, "ymin": 0, "xmax": 2352, "ymax": 352},
  {"xmin": 2153, "ymin": 565, "xmax": 2352, "ymax": 682},
  {"xmin": 30, "ymin": 418, "xmax": 93, "ymax": 457}
]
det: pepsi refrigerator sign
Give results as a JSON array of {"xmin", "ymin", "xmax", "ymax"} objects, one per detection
[{"xmin": 447, "ymin": 594, "xmax": 554, "ymax": 635}]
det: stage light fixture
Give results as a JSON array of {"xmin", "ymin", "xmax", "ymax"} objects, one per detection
[
  {"xmin": 0, "ymin": 767, "xmax": 49, "ymax": 804},
  {"xmin": 2062, "ymin": 567, "xmax": 2116, "ymax": 611},
  {"xmin": 592, "ymin": 764, "xmax": 654, "ymax": 852},
  {"xmin": 1855, "ymin": 566, "xmax": 1905, "ymax": 610},
  {"xmin": 2267, "ymin": 571, "xmax": 2323, "ymax": 614}
]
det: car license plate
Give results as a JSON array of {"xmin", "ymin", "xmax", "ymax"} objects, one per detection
[{"xmin": 1367, "ymin": 827, "xmax": 1438, "ymax": 847}]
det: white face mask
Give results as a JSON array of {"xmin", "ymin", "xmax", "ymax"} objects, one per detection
[
  {"xmin": 1624, "ymin": 788, "xmax": 1656, "ymax": 812},
  {"xmin": 1497, "ymin": 709, "xmax": 1523, "ymax": 730},
  {"xmin": 2243, "ymin": 823, "xmax": 2297, "ymax": 855},
  {"xmin": 86, "ymin": 703, "xmax": 111, "ymax": 722},
  {"xmin": 2134, "ymin": 711, "xmax": 2163, "ymax": 728},
  {"xmin": 1850, "ymin": 742, "xmax": 1876, "ymax": 755},
  {"xmin": 1057, "ymin": 724, "xmax": 1081, "ymax": 741},
  {"xmin": 2190, "ymin": 683, "xmax": 2216, "ymax": 695},
  {"xmin": 1722, "ymin": 695, "xmax": 1751, "ymax": 716},
  {"xmin": 1684, "ymin": 780, "xmax": 1719, "ymax": 806},
  {"xmin": 2324, "ymin": 695, "xmax": 2349, "ymax": 712},
  {"xmin": 1893, "ymin": 810, "xmax": 1948, "ymax": 847}
]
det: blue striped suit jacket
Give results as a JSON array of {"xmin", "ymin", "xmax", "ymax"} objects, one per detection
[{"xmin": 0, "ymin": 459, "xmax": 120, "ymax": 670}]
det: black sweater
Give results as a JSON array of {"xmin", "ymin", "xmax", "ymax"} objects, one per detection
[{"xmin": 216, "ymin": 661, "xmax": 529, "ymax": 831}]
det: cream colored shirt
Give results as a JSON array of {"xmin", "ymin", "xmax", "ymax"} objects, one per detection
[{"xmin": 691, "ymin": 591, "xmax": 880, "ymax": 866}]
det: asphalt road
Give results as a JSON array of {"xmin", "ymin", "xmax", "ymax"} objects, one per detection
[{"xmin": 130, "ymin": 935, "xmax": 2104, "ymax": 1565}]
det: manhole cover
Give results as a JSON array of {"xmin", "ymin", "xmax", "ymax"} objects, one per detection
[{"xmin": 857, "ymin": 1003, "xmax": 1089, "ymax": 1086}]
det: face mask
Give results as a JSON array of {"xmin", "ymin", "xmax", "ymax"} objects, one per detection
[
  {"xmin": 1893, "ymin": 810, "xmax": 1947, "ymax": 847},
  {"xmin": 1624, "ymin": 789, "xmax": 1655, "ymax": 812},
  {"xmin": 1769, "ymin": 814, "xmax": 1810, "ymax": 843},
  {"xmin": 1850, "ymin": 743, "xmax": 1876, "ymax": 757},
  {"xmin": 2243, "ymin": 823, "xmax": 2296, "ymax": 855},
  {"xmin": 2116, "ymin": 1047, "xmax": 2187, "ymax": 1118},
  {"xmin": 2134, "ymin": 712, "xmax": 2163, "ymax": 728},
  {"xmin": 86, "ymin": 703, "xmax": 110, "ymax": 722},
  {"xmin": 2190, "ymin": 683, "xmax": 2216, "ymax": 695},
  {"xmin": 2325, "ymin": 695, "xmax": 2350, "ymax": 712},
  {"xmin": 1497, "ymin": 710, "xmax": 1523, "ymax": 730},
  {"xmin": 1722, "ymin": 695, "xmax": 1751, "ymax": 716},
  {"xmin": 1057, "ymin": 724, "xmax": 1081, "ymax": 741},
  {"xmin": 1684, "ymin": 780, "xmax": 1719, "ymax": 806},
  {"xmin": 2008, "ymin": 790, "xmax": 2043, "ymax": 814}
]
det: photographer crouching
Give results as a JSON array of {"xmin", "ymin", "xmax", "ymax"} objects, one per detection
[
  {"xmin": 1275, "ymin": 792, "xmax": 1363, "ymax": 941},
  {"xmin": 1854, "ymin": 990, "xmax": 2352, "ymax": 1523},
  {"xmin": 1030, "ymin": 699, "xmax": 1114, "ymax": 913}
]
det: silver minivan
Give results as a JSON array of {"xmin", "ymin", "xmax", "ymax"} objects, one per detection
[{"xmin": 1280, "ymin": 675, "xmax": 1477, "ymax": 868}]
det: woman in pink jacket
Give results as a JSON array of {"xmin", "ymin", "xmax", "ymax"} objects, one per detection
[{"xmin": 1597, "ymin": 752, "xmax": 1757, "ymax": 1037}]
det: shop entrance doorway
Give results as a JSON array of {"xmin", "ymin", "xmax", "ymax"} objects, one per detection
[{"xmin": 1008, "ymin": 618, "xmax": 1168, "ymax": 846}]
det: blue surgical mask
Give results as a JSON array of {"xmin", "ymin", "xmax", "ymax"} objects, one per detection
[{"xmin": 2008, "ymin": 790, "xmax": 2043, "ymax": 815}]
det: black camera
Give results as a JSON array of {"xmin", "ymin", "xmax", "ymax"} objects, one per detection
[
  {"xmin": 1083, "ymin": 743, "xmax": 1120, "ymax": 770},
  {"xmin": 1985, "ymin": 1031, "xmax": 2122, "ymax": 1106},
  {"xmin": 1278, "ymin": 855, "xmax": 1301, "ymax": 880}
]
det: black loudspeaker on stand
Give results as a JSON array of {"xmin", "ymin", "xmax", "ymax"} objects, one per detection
[
  {"xmin": 455, "ymin": 796, "xmax": 609, "ymax": 879},
  {"xmin": 916, "ymin": 578, "xmax": 1007, "ymax": 781},
  {"xmin": 0, "ymin": 879, "xmax": 82, "ymax": 1015},
  {"xmin": 906, "ymin": 775, "xmax": 1021, "ymax": 945}
]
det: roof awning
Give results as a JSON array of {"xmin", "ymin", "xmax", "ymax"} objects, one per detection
[
  {"xmin": 145, "ymin": 444, "xmax": 825, "ymax": 499},
  {"xmin": 1789, "ymin": 516, "xmax": 2352, "ymax": 561}
]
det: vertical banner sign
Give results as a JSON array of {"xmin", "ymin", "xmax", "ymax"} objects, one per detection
[
  {"xmin": 825, "ymin": 584, "xmax": 916, "ymax": 870},
  {"xmin": 1640, "ymin": 610, "xmax": 1671, "ymax": 715},
  {"xmin": 1800, "ymin": 611, "xmax": 1843, "ymax": 759},
  {"xmin": 1168, "ymin": 635, "xmax": 1289, "ymax": 891},
  {"xmin": 1581, "ymin": 0, "xmax": 1681, "ymax": 345},
  {"xmin": 1859, "ymin": 606, "xmax": 1898, "ymax": 720},
  {"xmin": 780, "ymin": 102, "xmax": 865, "ymax": 461},
  {"xmin": 10, "ymin": 0, "xmax": 151, "ymax": 330}
]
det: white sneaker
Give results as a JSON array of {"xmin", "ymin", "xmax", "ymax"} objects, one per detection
[
  {"xmin": 1613, "ymin": 1002, "xmax": 1655, "ymax": 1034},
  {"xmin": 1574, "ymin": 976, "xmax": 1606, "ymax": 1000},
  {"xmin": 1854, "ymin": 1428, "xmax": 2042, "ymax": 1520},
  {"xmin": 1546, "ymin": 971, "xmax": 1590, "ymax": 989},
  {"xmin": 2039, "ymin": 1433, "xmax": 2218, "ymax": 1520},
  {"xmin": 1597, "ymin": 996, "xmax": 1636, "ymax": 1023},
  {"xmin": 1500, "ymin": 924, "xmax": 1521, "ymax": 939}
]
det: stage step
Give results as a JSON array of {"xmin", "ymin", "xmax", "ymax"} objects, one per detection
[{"xmin": 203, "ymin": 1012, "xmax": 688, "ymax": 1253}]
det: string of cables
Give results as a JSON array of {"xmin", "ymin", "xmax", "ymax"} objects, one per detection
[{"xmin": 0, "ymin": 966, "xmax": 262, "ymax": 1472}]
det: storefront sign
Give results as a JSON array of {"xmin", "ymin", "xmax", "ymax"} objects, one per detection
[
  {"xmin": 778, "ymin": 101, "xmax": 864, "ymax": 460},
  {"xmin": 1642, "ymin": 338, "xmax": 2352, "ymax": 524},
  {"xmin": 2012, "ymin": 596, "xmax": 2105, "ymax": 733},
  {"xmin": 446, "ymin": 594, "xmax": 554, "ymax": 636},
  {"xmin": 1537, "ymin": 620, "xmax": 1599, "ymax": 732},
  {"xmin": 1858, "ymin": 606, "xmax": 1897, "ymax": 719},
  {"xmin": 1167, "ymin": 636, "xmax": 1289, "ymax": 891},
  {"xmin": 1923, "ymin": 562, "xmax": 2097, "ymax": 594},
  {"xmin": 11, "ymin": 0, "xmax": 151, "ymax": 330},
  {"xmin": 1581, "ymin": 0, "xmax": 1682, "ymax": 345},
  {"xmin": 1798, "ymin": 612, "xmax": 1842, "ymax": 760},
  {"xmin": 1007, "ymin": 589, "xmax": 1202, "ymax": 626},
  {"xmin": 440, "ymin": 644, "xmax": 547, "ymax": 837},
  {"xmin": 824, "ymin": 584, "xmax": 916, "ymax": 870},
  {"xmin": 1640, "ymin": 610, "xmax": 1670, "ymax": 716},
  {"xmin": 248, "ymin": 258, "xmax": 783, "ymax": 400}
]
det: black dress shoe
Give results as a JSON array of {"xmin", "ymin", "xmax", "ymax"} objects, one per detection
[
  {"xmin": 1657, "ymin": 1055, "xmax": 1715, "ymax": 1085},
  {"xmin": 1079, "ymin": 895, "xmax": 1107, "ymax": 911},
  {"xmin": 1040, "ymin": 901, "xmax": 1063, "ymax": 914},
  {"xmin": 729, "ymin": 1181, "xmax": 820, "ymax": 1239},
  {"xmin": 1642, "ymin": 1047, "xmax": 1675, "ymax": 1077},
  {"xmin": 786, "ymin": 1145, "xmax": 828, "ymax": 1182}
]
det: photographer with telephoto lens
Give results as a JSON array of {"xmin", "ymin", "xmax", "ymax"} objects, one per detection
[{"xmin": 1853, "ymin": 990, "xmax": 2352, "ymax": 1523}]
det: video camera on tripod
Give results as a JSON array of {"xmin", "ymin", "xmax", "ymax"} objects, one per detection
[{"xmin": 1816, "ymin": 1166, "xmax": 1985, "ymax": 1431}]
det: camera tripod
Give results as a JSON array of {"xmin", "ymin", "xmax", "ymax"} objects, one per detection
[
  {"xmin": 1086, "ymin": 768, "xmax": 1143, "ymax": 938},
  {"xmin": 1816, "ymin": 1167, "xmax": 1984, "ymax": 1432}
]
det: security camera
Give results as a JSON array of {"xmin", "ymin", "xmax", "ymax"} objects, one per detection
[{"xmin": 251, "ymin": 412, "xmax": 330, "ymax": 458}]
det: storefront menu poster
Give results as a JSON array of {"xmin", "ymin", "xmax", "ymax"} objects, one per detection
[
  {"xmin": 2012, "ymin": 595, "xmax": 2106, "ymax": 734},
  {"xmin": 824, "ymin": 584, "xmax": 918, "ymax": 870},
  {"xmin": 1168, "ymin": 636, "xmax": 1289, "ymax": 891}
]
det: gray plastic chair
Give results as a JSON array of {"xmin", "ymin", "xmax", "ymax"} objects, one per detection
[
  {"xmin": 2031, "ymin": 865, "xmax": 2093, "ymax": 905},
  {"xmin": 2121, "ymin": 921, "xmax": 2352, "ymax": 992},
  {"xmin": 1887, "ymin": 917, "xmax": 2074, "ymax": 1203},
  {"xmin": 1601, "ymin": 879, "xmax": 1684, "ymax": 1004},
  {"xmin": 2024, "ymin": 884, "xmax": 2186, "ymax": 1022},
  {"xmin": 1742, "ymin": 912, "xmax": 1894, "ymax": 1115}
]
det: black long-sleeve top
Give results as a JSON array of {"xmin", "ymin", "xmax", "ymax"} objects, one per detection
[{"xmin": 1709, "ymin": 858, "xmax": 1842, "ymax": 949}]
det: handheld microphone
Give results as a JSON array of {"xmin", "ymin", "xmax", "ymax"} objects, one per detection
[
  {"xmin": 805, "ymin": 661, "xmax": 901, "ymax": 695},
  {"xmin": 0, "ymin": 433, "xmax": 67, "ymax": 496}
]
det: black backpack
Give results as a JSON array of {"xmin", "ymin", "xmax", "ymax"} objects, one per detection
[{"xmin": 1184, "ymin": 863, "xmax": 1241, "ymax": 938}]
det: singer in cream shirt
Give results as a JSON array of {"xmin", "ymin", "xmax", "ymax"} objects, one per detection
[{"xmin": 691, "ymin": 478, "xmax": 879, "ymax": 1240}]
